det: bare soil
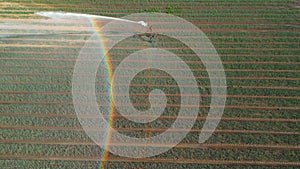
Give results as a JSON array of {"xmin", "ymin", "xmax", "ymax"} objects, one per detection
[{"xmin": 295, "ymin": 0, "xmax": 300, "ymax": 8}]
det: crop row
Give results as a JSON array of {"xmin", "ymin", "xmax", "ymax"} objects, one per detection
[{"xmin": 1, "ymin": 142, "xmax": 299, "ymax": 162}]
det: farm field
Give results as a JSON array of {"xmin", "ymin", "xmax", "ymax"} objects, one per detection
[{"xmin": 0, "ymin": 0, "xmax": 300, "ymax": 168}]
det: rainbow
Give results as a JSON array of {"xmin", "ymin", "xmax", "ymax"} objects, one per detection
[
  {"xmin": 33, "ymin": 11, "xmax": 147, "ymax": 168},
  {"xmin": 90, "ymin": 18, "xmax": 115, "ymax": 169}
]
